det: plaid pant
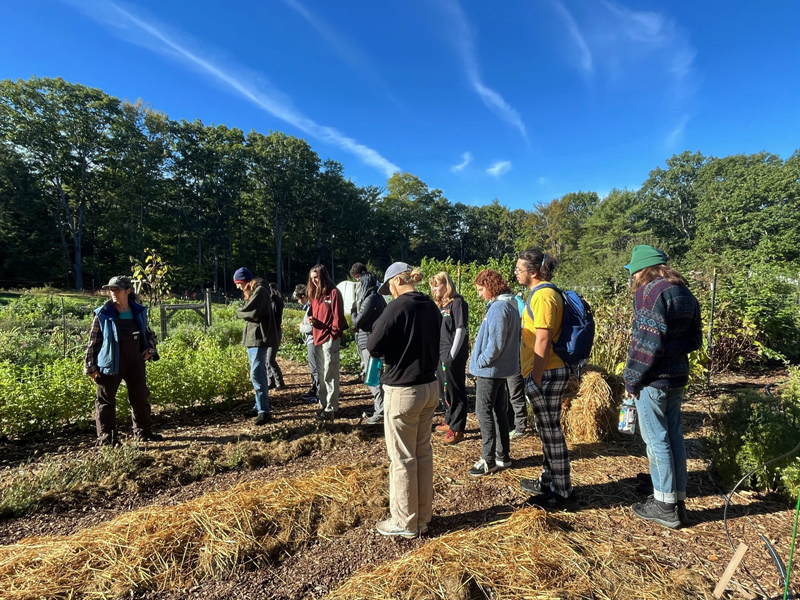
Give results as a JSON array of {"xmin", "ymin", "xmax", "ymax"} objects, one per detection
[{"xmin": 525, "ymin": 366, "xmax": 572, "ymax": 496}]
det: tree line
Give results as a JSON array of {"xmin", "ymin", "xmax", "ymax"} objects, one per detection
[{"xmin": 0, "ymin": 76, "xmax": 797, "ymax": 296}]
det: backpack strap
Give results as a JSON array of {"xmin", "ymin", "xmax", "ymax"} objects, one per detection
[{"xmin": 525, "ymin": 282, "xmax": 559, "ymax": 321}]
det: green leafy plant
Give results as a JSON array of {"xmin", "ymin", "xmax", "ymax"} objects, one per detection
[{"xmin": 704, "ymin": 367, "xmax": 800, "ymax": 502}]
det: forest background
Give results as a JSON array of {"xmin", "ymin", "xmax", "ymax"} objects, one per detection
[{"xmin": 0, "ymin": 76, "xmax": 798, "ymax": 360}]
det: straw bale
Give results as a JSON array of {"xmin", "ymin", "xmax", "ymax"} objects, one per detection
[
  {"xmin": 0, "ymin": 464, "xmax": 386, "ymax": 600},
  {"xmin": 561, "ymin": 370, "xmax": 619, "ymax": 444},
  {"xmin": 328, "ymin": 509, "xmax": 712, "ymax": 600}
]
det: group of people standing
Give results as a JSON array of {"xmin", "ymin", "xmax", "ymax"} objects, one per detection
[{"xmin": 84, "ymin": 244, "xmax": 702, "ymax": 536}]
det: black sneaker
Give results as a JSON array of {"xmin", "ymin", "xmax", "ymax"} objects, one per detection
[
  {"xmin": 316, "ymin": 410, "xmax": 335, "ymax": 422},
  {"xmin": 525, "ymin": 489, "xmax": 579, "ymax": 512},
  {"xmin": 244, "ymin": 407, "xmax": 258, "ymax": 418},
  {"xmin": 136, "ymin": 431, "xmax": 163, "ymax": 442},
  {"xmin": 632, "ymin": 496, "xmax": 680, "ymax": 529},
  {"xmin": 254, "ymin": 412, "xmax": 272, "ymax": 425},
  {"xmin": 519, "ymin": 478, "xmax": 550, "ymax": 496}
]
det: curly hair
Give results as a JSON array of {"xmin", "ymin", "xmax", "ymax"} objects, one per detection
[{"xmin": 474, "ymin": 269, "xmax": 511, "ymax": 298}]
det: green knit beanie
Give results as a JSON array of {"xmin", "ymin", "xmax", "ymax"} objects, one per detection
[{"xmin": 625, "ymin": 245, "xmax": 668, "ymax": 275}]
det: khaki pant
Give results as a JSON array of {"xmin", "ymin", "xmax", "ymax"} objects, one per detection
[
  {"xmin": 315, "ymin": 337, "xmax": 341, "ymax": 412},
  {"xmin": 383, "ymin": 381, "xmax": 439, "ymax": 531}
]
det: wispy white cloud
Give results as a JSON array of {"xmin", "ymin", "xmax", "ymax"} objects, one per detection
[
  {"xmin": 451, "ymin": 151, "xmax": 473, "ymax": 172},
  {"xmin": 599, "ymin": 1, "xmax": 698, "ymax": 101},
  {"xmin": 538, "ymin": 176, "xmax": 548, "ymax": 185},
  {"xmin": 435, "ymin": 0, "xmax": 527, "ymax": 141},
  {"xmin": 277, "ymin": 0, "xmax": 399, "ymax": 104},
  {"xmin": 548, "ymin": 0, "xmax": 593, "ymax": 75},
  {"xmin": 64, "ymin": 0, "xmax": 401, "ymax": 178},
  {"xmin": 664, "ymin": 114, "xmax": 692, "ymax": 149},
  {"xmin": 487, "ymin": 160, "xmax": 512, "ymax": 177}
]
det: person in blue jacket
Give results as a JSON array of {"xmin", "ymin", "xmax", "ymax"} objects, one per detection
[
  {"xmin": 84, "ymin": 276, "xmax": 161, "ymax": 446},
  {"xmin": 468, "ymin": 269, "xmax": 521, "ymax": 476}
]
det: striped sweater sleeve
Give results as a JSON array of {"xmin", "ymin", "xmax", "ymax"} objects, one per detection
[{"xmin": 623, "ymin": 284, "xmax": 668, "ymax": 394}]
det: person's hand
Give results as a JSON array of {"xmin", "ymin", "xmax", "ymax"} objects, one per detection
[
  {"xmin": 89, "ymin": 371, "xmax": 100, "ymax": 382},
  {"xmin": 306, "ymin": 316, "xmax": 315, "ymax": 326},
  {"xmin": 624, "ymin": 389, "xmax": 638, "ymax": 400},
  {"xmin": 142, "ymin": 349, "xmax": 153, "ymax": 361}
]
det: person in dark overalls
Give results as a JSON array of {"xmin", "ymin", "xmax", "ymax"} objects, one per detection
[{"xmin": 84, "ymin": 276, "xmax": 161, "ymax": 446}]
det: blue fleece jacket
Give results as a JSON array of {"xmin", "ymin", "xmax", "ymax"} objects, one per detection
[{"xmin": 469, "ymin": 293, "xmax": 521, "ymax": 379}]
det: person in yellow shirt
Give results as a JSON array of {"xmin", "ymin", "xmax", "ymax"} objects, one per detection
[{"xmin": 515, "ymin": 249, "xmax": 578, "ymax": 511}]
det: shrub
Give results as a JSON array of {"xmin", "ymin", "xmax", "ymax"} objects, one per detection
[{"xmin": 704, "ymin": 367, "xmax": 800, "ymax": 502}]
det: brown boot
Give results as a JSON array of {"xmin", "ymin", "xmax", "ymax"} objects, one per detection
[
  {"xmin": 443, "ymin": 430, "xmax": 463, "ymax": 445},
  {"xmin": 435, "ymin": 420, "xmax": 450, "ymax": 433}
]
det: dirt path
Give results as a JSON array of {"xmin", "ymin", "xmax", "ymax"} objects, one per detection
[{"xmin": 0, "ymin": 362, "xmax": 796, "ymax": 599}]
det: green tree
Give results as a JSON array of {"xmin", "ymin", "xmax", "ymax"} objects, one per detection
[
  {"xmin": 247, "ymin": 131, "xmax": 319, "ymax": 291},
  {"xmin": 0, "ymin": 144, "xmax": 61, "ymax": 285},
  {"xmin": 693, "ymin": 151, "xmax": 800, "ymax": 267},
  {"xmin": 637, "ymin": 151, "xmax": 706, "ymax": 258},
  {"xmin": 0, "ymin": 77, "xmax": 122, "ymax": 289}
]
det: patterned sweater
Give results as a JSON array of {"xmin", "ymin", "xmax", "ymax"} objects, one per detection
[{"xmin": 623, "ymin": 278, "xmax": 703, "ymax": 394}]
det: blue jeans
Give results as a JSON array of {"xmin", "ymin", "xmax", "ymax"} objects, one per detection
[
  {"xmin": 247, "ymin": 346, "xmax": 270, "ymax": 413},
  {"xmin": 635, "ymin": 386, "xmax": 687, "ymax": 504}
]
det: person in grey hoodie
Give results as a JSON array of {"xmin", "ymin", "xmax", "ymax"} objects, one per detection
[
  {"xmin": 350, "ymin": 265, "xmax": 387, "ymax": 424},
  {"xmin": 468, "ymin": 269, "xmax": 521, "ymax": 477}
]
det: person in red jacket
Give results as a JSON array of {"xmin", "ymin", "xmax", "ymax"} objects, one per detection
[{"xmin": 306, "ymin": 264, "xmax": 348, "ymax": 420}]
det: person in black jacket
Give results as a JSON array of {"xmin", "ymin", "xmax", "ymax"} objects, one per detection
[
  {"xmin": 234, "ymin": 268, "xmax": 277, "ymax": 425},
  {"xmin": 266, "ymin": 282, "xmax": 285, "ymax": 390},
  {"xmin": 368, "ymin": 262, "xmax": 441, "ymax": 539},
  {"xmin": 350, "ymin": 264, "xmax": 387, "ymax": 424},
  {"xmin": 429, "ymin": 271, "xmax": 469, "ymax": 445}
]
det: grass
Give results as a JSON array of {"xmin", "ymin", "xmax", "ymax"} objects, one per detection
[{"xmin": 0, "ymin": 426, "xmax": 369, "ymax": 519}]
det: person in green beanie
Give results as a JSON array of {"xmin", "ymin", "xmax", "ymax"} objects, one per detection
[{"xmin": 623, "ymin": 245, "xmax": 703, "ymax": 529}]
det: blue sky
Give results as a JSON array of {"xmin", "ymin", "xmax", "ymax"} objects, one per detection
[{"xmin": 1, "ymin": 0, "xmax": 797, "ymax": 210}]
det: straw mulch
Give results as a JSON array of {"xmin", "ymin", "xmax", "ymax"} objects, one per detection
[
  {"xmin": 0, "ymin": 463, "xmax": 387, "ymax": 600},
  {"xmin": 561, "ymin": 370, "xmax": 621, "ymax": 444},
  {"xmin": 328, "ymin": 508, "xmax": 712, "ymax": 600}
]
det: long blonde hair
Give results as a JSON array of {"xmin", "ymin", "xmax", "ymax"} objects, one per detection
[{"xmin": 429, "ymin": 271, "xmax": 456, "ymax": 308}]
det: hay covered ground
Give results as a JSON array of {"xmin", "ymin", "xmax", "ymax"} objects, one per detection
[{"xmin": 0, "ymin": 360, "xmax": 795, "ymax": 600}]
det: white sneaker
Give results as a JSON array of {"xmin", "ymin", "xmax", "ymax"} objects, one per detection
[
  {"xmin": 508, "ymin": 429, "xmax": 526, "ymax": 440},
  {"xmin": 469, "ymin": 458, "xmax": 499, "ymax": 477},
  {"xmin": 376, "ymin": 519, "xmax": 418, "ymax": 538},
  {"xmin": 495, "ymin": 455, "xmax": 512, "ymax": 469}
]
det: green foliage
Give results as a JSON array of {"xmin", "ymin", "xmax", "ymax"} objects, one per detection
[
  {"xmin": 130, "ymin": 248, "xmax": 172, "ymax": 308},
  {"xmin": 0, "ymin": 445, "xmax": 147, "ymax": 518},
  {"xmin": 704, "ymin": 367, "xmax": 800, "ymax": 502}
]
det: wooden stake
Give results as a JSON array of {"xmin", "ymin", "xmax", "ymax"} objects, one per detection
[{"xmin": 713, "ymin": 542, "xmax": 748, "ymax": 598}]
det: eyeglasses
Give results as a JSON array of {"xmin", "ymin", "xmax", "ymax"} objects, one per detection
[{"xmin": 513, "ymin": 267, "xmax": 529, "ymax": 274}]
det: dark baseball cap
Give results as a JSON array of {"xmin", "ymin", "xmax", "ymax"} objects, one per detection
[{"xmin": 102, "ymin": 276, "xmax": 133, "ymax": 290}]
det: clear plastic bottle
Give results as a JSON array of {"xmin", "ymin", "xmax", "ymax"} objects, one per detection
[{"xmin": 618, "ymin": 398, "xmax": 637, "ymax": 435}]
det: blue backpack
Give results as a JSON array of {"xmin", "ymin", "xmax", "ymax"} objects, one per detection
[{"xmin": 526, "ymin": 283, "xmax": 595, "ymax": 366}]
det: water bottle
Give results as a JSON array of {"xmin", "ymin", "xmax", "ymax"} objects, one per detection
[
  {"xmin": 618, "ymin": 398, "xmax": 637, "ymax": 435},
  {"xmin": 365, "ymin": 357, "xmax": 383, "ymax": 387}
]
